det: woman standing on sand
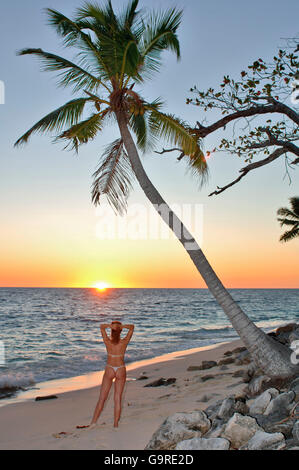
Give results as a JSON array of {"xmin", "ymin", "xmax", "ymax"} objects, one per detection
[{"xmin": 77, "ymin": 321, "xmax": 134, "ymax": 429}]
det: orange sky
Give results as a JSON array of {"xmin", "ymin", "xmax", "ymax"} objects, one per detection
[{"xmin": 0, "ymin": 204, "xmax": 298, "ymax": 288}]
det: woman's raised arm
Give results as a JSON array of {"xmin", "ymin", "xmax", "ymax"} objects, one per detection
[{"xmin": 122, "ymin": 324, "xmax": 134, "ymax": 343}]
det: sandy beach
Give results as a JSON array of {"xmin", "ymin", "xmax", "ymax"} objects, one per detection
[{"xmin": 0, "ymin": 339, "xmax": 246, "ymax": 450}]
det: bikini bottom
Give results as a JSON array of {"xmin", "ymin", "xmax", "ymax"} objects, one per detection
[{"xmin": 106, "ymin": 364, "xmax": 126, "ymax": 373}]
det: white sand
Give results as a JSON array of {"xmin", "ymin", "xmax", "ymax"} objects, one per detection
[{"xmin": 0, "ymin": 339, "xmax": 246, "ymax": 450}]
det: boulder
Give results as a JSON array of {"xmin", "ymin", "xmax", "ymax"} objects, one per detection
[
  {"xmin": 245, "ymin": 375, "xmax": 271, "ymax": 396},
  {"xmin": 176, "ymin": 437, "xmax": 230, "ymax": 450},
  {"xmin": 293, "ymin": 420, "xmax": 299, "ymax": 444},
  {"xmin": 204, "ymin": 400, "xmax": 223, "ymax": 421},
  {"xmin": 145, "ymin": 411, "xmax": 211, "ymax": 450},
  {"xmin": 217, "ymin": 397, "xmax": 235, "ymax": 420},
  {"xmin": 289, "ymin": 328, "xmax": 299, "ymax": 344},
  {"xmin": 234, "ymin": 400, "xmax": 249, "ymax": 415},
  {"xmin": 264, "ymin": 391, "xmax": 295, "ymax": 419},
  {"xmin": 254, "ymin": 414, "xmax": 296, "ymax": 438},
  {"xmin": 248, "ymin": 388, "xmax": 279, "ymax": 415},
  {"xmin": 221, "ymin": 413, "xmax": 261, "ymax": 449},
  {"xmin": 243, "ymin": 430, "xmax": 285, "ymax": 450},
  {"xmin": 288, "ymin": 377, "xmax": 299, "ymax": 399}
]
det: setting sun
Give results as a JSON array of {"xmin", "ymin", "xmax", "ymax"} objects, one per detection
[{"xmin": 93, "ymin": 281, "xmax": 111, "ymax": 291}]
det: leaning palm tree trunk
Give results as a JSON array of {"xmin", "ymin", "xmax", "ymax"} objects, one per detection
[{"xmin": 116, "ymin": 111, "xmax": 298, "ymax": 380}]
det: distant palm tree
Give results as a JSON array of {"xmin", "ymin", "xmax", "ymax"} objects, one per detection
[
  {"xmin": 15, "ymin": 0, "xmax": 298, "ymax": 379},
  {"xmin": 277, "ymin": 197, "xmax": 299, "ymax": 242}
]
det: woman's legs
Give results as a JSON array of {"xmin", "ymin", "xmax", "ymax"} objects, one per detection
[
  {"xmin": 90, "ymin": 367, "xmax": 114, "ymax": 425},
  {"xmin": 113, "ymin": 368, "xmax": 126, "ymax": 428}
]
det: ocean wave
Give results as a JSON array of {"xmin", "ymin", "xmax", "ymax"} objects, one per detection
[{"xmin": 0, "ymin": 372, "xmax": 35, "ymax": 398}]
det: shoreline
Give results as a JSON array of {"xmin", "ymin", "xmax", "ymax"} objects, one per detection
[
  {"xmin": 0, "ymin": 340, "xmax": 233, "ymax": 408},
  {"xmin": 0, "ymin": 338, "xmax": 247, "ymax": 450}
]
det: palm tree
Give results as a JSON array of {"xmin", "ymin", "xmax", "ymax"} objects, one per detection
[
  {"xmin": 15, "ymin": 0, "xmax": 298, "ymax": 379},
  {"xmin": 277, "ymin": 197, "xmax": 299, "ymax": 242}
]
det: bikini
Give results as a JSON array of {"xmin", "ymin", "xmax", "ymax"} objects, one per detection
[{"xmin": 106, "ymin": 354, "xmax": 125, "ymax": 373}]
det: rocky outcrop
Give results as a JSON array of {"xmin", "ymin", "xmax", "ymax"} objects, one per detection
[
  {"xmin": 176, "ymin": 437, "xmax": 230, "ymax": 450},
  {"xmin": 145, "ymin": 411, "xmax": 211, "ymax": 450}
]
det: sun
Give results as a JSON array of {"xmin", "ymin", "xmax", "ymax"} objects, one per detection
[{"xmin": 93, "ymin": 281, "xmax": 111, "ymax": 292}]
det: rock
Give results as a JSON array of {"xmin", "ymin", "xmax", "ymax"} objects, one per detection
[
  {"xmin": 176, "ymin": 437, "xmax": 230, "ymax": 450},
  {"xmin": 264, "ymin": 391, "xmax": 295, "ymax": 419},
  {"xmin": 275, "ymin": 323, "xmax": 298, "ymax": 345},
  {"xmin": 288, "ymin": 446, "xmax": 299, "ymax": 450},
  {"xmin": 243, "ymin": 430, "xmax": 286, "ymax": 450},
  {"xmin": 145, "ymin": 411, "xmax": 211, "ymax": 450},
  {"xmin": 234, "ymin": 400, "xmax": 249, "ymax": 415},
  {"xmin": 187, "ymin": 360, "xmax": 217, "ymax": 371},
  {"xmin": 221, "ymin": 413, "xmax": 261, "ymax": 449},
  {"xmin": 218, "ymin": 357, "xmax": 235, "ymax": 366},
  {"xmin": 137, "ymin": 375, "xmax": 149, "ymax": 380},
  {"xmin": 276, "ymin": 323, "xmax": 298, "ymax": 335},
  {"xmin": 293, "ymin": 420, "xmax": 299, "ymax": 444},
  {"xmin": 204, "ymin": 418, "xmax": 225, "ymax": 438},
  {"xmin": 201, "ymin": 375, "xmax": 215, "ymax": 382},
  {"xmin": 245, "ymin": 375, "xmax": 271, "ymax": 396},
  {"xmin": 232, "ymin": 347, "xmax": 247, "ymax": 354},
  {"xmin": 219, "ymin": 365, "xmax": 229, "ymax": 371},
  {"xmin": 201, "ymin": 360, "xmax": 218, "ymax": 370},
  {"xmin": 224, "ymin": 351, "xmax": 233, "ymax": 356},
  {"xmin": 35, "ymin": 395, "xmax": 58, "ymax": 401},
  {"xmin": 248, "ymin": 388, "xmax": 279, "ymax": 415},
  {"xmin": 204, "ymin": 400, "xmax": 223, "ymax": 421},
  {"xmin": 217, "ymin": 397, "xmax": 235, "ymax": 420},
  {"xmin": 254, "ymin": 415, "xmax": 296, "ymax": 438},
  {"xmin": 289, "ymin": 328, "xmax": 299, "ymax": 344},
  {"xmin": 289, "ymin": 377, "xmax": 299, "ymax": 399},
  {"xmin": 144, "ymin": 377, "xmax": 176, "ymax": 387}
]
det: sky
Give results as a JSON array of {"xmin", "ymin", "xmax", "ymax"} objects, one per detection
[{"xmin": 0, "ymin": 0, "xmax": 298, "ymax": 288}]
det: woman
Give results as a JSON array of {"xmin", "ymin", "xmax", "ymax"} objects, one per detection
[{"xmin": 77, "ymin": 321, "xmax": 134, "ymax": 429}]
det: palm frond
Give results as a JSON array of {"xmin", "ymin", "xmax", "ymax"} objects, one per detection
[
  {"xmin": 277, "ymin": 206, "xmax": 299, "ymax": 221},
  {"xmin": 46, "ymin": 8, "xmax": 110, "ymax": 78},
  {"xmin": 289, "ymin": 197, "xmax": 299, "ymax": 217},
  {"xmin": 279, "ymin": 227, "xmax": 299, "ymax": 242},
  {"xmin": 129, "ymin": 111, "xmax": 147, "ymax": 151},
  {"xmin": 17, "ymin": 48, "xmax": 100, "ymax": 92},
  {"xmin": 14, "ymin": 97, "xmax": 92, "ymax": 146},
  {"xmin": 148, "ymin": 109, "xmax": 195, "ymax": 154},
  {"xmin": 92, "ymin": 138, "xmax": 135, "ymax": 214},
  {"xmin": 140, "ymin": 8, "xmax": 182, "ymax": 77},
  {"xmin": 120, "ymin": 0, "xmax": 140, "ymax": 29},
  {"xmin": 56, "ymin": 112, "xmax": 105, "ymax": 151},
  {"xmin": 147, "ymin": 108, "xmax": 208, "ymax": 183},
  {"xmin": 277, "ymin": 218, "xmax": 298, "ymax": 227}
]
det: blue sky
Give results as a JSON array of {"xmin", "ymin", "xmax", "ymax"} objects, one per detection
[{"xmin": 0, "ymin": 0, "xmax": 298, "ymax": 287}]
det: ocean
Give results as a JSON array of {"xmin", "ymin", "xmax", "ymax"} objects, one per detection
[{"xmin": 0, "ymin": 288, "xmax": 298, "ymax": 399}]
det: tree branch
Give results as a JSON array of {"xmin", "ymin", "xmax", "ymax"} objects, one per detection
[
  {"xmin": 208, "ymin": 147, "xmax": 286, "ymax": 196},
  {"xmin": 193, "ymin": 102, "xmax": 299, "ymax": 138},
  {"xmin": 154, "ymin": 147, "xmax": 185, "ymax": 160}
]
